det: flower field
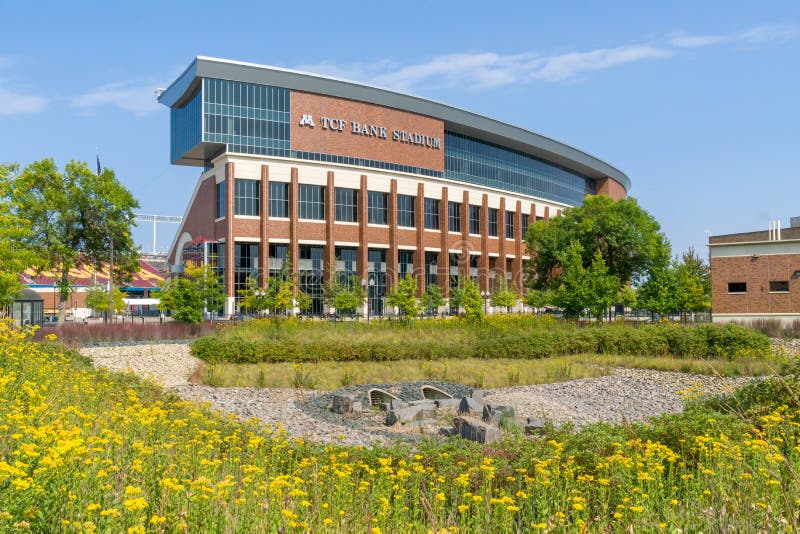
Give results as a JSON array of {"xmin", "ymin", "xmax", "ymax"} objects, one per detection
[{"xmin": 1, "ymin": 320, "xmax": 799, "ymax": 532}]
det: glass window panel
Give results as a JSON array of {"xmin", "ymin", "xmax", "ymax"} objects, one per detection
[{"xmin": 368, "ymin": 191, "xmax": 388, "ymax": 225}]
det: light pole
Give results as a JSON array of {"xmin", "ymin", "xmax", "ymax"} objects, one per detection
[
  {"xmin": 362, "ymin": 277, "xmax": 375, "ymax": 322},
  {"xmin": 255, "ymin": 289, "xmax": 266, "ymax": 317},
  {"xmin": 481, "ymin": 290, "xmax": 489, "ymax": 315}
]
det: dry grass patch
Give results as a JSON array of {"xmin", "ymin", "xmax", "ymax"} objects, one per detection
[{"xmin": 197, "ymin": 354, "xmax": 775, "ymax": 390}]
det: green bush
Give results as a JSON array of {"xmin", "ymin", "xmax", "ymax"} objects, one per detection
[{"xmin": 190, "ymin": 317, "xmax": 773, "ymax": 364}]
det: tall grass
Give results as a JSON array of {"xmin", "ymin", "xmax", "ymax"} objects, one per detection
[
  {"xmin": 200, "ymin": 353, "xmax": 777, "ymax": 389},
  {"xmin": 1, "ymin": 321, "xmax": 799, "ymax": 532},
  {"xmin": 742, "ymin": 318, "xmax": 800, "ymax": 339},
  {"xmin": 192, "ymin": 315, "xmax": 772, "ymax": 364}
]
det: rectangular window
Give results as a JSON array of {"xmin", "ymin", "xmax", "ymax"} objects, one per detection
[
  {"xmin": 770, "ymin": 281, "xmax": 789, "ymax": 292},
  {"xmin": 449, "ymin": 253, "xmax": 460, "ymax": 289},
  {"xmin": 334, "ymin": 188, "xmax": 359, "ymax": 222},
  {"xmin": 234, "ymin": 242, "xmax": 259, "ymax": 300},
  {"xmin": 448, "ymin": 201, "xmax": 461, "ymax": 233},
  {"xmin": 234, "ymin": 178, "xmax": 260, "ymax": 216},
  {"xmin": 488, "ymin": 208, "xmax": 498, "ymax": 237},
  {"xmin": 368, "ymin": 191, "xmax": 388, "ymax": 225},
  {"xmin": 397, "ymin": 194, "xmax": 415, "ymax": 228},
  {"xmin": 505, "ymin": 211, "xmax": 515, "ymax": 239},
  {"xmin": 521, "ymin": 214, "xmax": 529, "ymax": 236},
  {"xmin": 728, "ymin": 282, "xmax": 747, "ymax": 293},
  {"xmin": 368, "ymin": 248, "xmax": 387, "ymax": 316},
  {"xmin": 298, "ymin": 184, "xmax": 325, "ymax": 220},
  {"xmin": 207, "ymin": 242, "xmax": 225, "ymax": 282},
  {"xmin": 425, "ymin": 251, "xmax": 438, "ymax": 289},
  {"xmin": 335, "ymin": 246, "xmax": 357, "ymax": 285},
  {"xmin": 268, "ymin": 243, "xmax": 288, "ymax": 278},
  {"xmin": 469, "ymin": 205, "xmax": 481, "ymax": 235},
  {"xmin": 424, "ymin": 198, "xmax": 439, "ymax": 230},
  {"xmin": 269, "ymin": 182, "xmax": 289, "ymax": 218},
  {"xmin": 398, "ymin": 250, "xmax": 414, "ymax": 279},
  {"xmin": 216, "ymin": 181, "xmax": 226, "ymax": 218},
  {"xmin": 298, "ymin": 245, "xmax": 324, "ymax": 315}
]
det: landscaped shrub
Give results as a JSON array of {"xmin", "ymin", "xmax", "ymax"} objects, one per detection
[{"xmin": 190, "ymin": 317, "xmax": 772, "ymax": 364}]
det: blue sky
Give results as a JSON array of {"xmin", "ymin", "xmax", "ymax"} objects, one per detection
[{"xmin": 2, "ymin": 1, "xmax": 798, "ymax": 258}]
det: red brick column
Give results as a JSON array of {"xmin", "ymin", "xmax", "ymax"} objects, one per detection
[
  {"xmin": 514, "ymin": 200, "xmax": 523, "ymax": 294},
  {"xmin": 357, "ymin": 175, "xmax": 368, "ymax": 282},
  {"xmin": 439, "ymin": 187, "xmax": 449, "ymax": 296},
  {"xmin": 224, "ymin": 162, "xmax": 235, "ymax": 296},
  {"xmin": 414, "ymin": 183, "xmax": 425, "ymax": 295},
  {"xmin": 325, "ymin": 171, "xmax": 335, "ymax": 283},
  {"xmin": 480, "ymin": 193, "xmax": 489, "ymax": 292},
  {"xmin": 387, "ymin": 179, "xmax": 399, "ymax": 289},
  {"xmin": 289, "ymin": 168, "xmax": 299, "ymax": 281},
  {"xmin": 498, "ymin": 197, "xmax": 506, "ymax": 280},
  {"xmin": 544, "ymin": 206, "xmax": 550, "ymax": 224},
  {"xmin": 460, "ymin": 190, "xmax": 470, "ymax": 281},
  {"xmin": 259, "ymin": 165, "xmax": 269, "ymax": 287}
]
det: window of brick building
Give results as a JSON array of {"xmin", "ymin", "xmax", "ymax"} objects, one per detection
[
  {"xmin": 769, "ymin": 281, "xmax": 789, "ymax": 292},
  {"xmin": 728, "ymin": 282, "xmax": 747, "ymax": 293}
]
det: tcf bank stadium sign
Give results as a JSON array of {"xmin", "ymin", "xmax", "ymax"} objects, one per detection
[{"xmin": 298, "ymin": 113, "xmax": 441, "ymax": 150}]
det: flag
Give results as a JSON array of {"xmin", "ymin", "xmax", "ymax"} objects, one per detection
[{"xmin": 96, "ymin": 153, "xmax": 101, "ymax": 176}]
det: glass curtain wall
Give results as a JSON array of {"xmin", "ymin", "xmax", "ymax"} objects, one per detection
[
  {"xmin": 367, "ymin": 249, "xmax": 386, "ymax": 317},
  {"xmin": 234, "ymin": 243, "xmax": 259, "ymax": 307},
  {"xmin": 298, "ymin": 245, "xmax": 324, "ymax": 315}
]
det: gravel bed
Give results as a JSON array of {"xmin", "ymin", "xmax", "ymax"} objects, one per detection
[{"xmin": 80, "ymin": 343, "xmax": 764, "ymax": 446}]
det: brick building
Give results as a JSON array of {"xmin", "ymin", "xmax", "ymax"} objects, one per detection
[
  {"xmin": 159, "ymin": 57, "xmax": 630, "ymax": 317},
  {"xmin": 709, "ymin": 220, "xmax": 800, "ymax": 325}
]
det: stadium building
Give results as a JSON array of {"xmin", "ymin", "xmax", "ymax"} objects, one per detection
[{"xmin": 160, "ymin": 57, "xmax": 630, "ymax": 317}]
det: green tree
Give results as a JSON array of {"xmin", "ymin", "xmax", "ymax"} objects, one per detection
[
  {"xmin": 550, "ymin": 241, "xmax": 621, "ymax": 321},
  {"xmin": 0, "ymin": 163, "xmax": 35, "ymax": 309},
  {"xmin": 7, "ymin": 159, "xmax": 140, "ymax": 321},
  {"xmin": 491, "ymin": 278, "xmax": 518, "ymax": 312},
  {"xmin": 675, "ymin": 247, "xmax": 711, "ymax": 314},
  {"xmin": 237, "ymin": 276, "xmax": 269, "ymax": 315},
  {"xmin": 449, "ymin": 279, "xmax": 483, "ymax": 320},
  {"xmin": 637, "ymin": 265, "xmax": 679, "ymax": 317},
  {"xmin": 386, "ymin": 274, "xmax": 420, "ymax": 319},
  {"xmin": 323, "ymin": 271, "xmax": 366, "ymax": 315},
  {"xmin": 525, "ymin": 195, "xmax": 670, "ymax": 291},
  {"xmin": 420, "ymin": 284, "xmax": 445, "ymax": 316},
  {"xmin": 158, "ymin": 264, "xmax": 225, "ymax": 323},
  {"xmin": 85, "ymin": 286, "xmax": 127, "ymax": 316}
]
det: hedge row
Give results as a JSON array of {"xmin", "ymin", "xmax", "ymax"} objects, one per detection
[{"xmin": 191, "ymin": 321, "xmax": 771, "ymax": 364}]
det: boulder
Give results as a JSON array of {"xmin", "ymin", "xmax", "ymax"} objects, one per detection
[
  {"xmin": 386, "ymin": 406, "xmax": 437, "ymax": 426},
  {"xmin": 523, "ymin": 417, "xmax": 546, "ymax": 435},
  {"xmin": 331, "ymin": 394, "xmax": 354, "ymax": 414},
  {"xmin": 453, "ymin": 416, "xmax": 500, "ymax": 444},
  {"xmin": 458, "ymin": 396, "xmax": 484, "ymax": 415},
  {"xmin": 468, "ymin": 389, "xmax": 484, "ymax": 401},
  {"xmin": 408, "ymin": 399, "xmax": 437, "ymax": 409},
  {"xmin": 482, "ymin": 404, "xmax": 516, "ymax": 426},
  {"xmin": 435, "ymin": 398, "xmax": 461, "ymax": 411}
]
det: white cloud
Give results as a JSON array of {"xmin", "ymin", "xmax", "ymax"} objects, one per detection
[
  {"xmin": 297, "ymin": 45, "xmax": 673, "ymax": 93},
  {"xmin": 0, "ymin": 57, "xmax": 48, "ymax": 115},
  {"xmin": 670, "ymin": 23, "xmax": 799, "ymax": 49},
  {"xmin": 296, "ymin": 22, "xmax": 797, "ymax": 94},
  {"xmin": 669, "ymin": 34, "xmax": 731, "ymax": 48},
  {"xmin": 72, "ymin": 80, "xmax": 162, "ymax": 114},
  {"xmin": 741, "ymin": 24, "xmax": 800, "ymax": 43},
  {"xmin": 0, "ymin": 86, "xmax": 48, "ymax": 115},
  {"xmin": 529, "ymin": 45, "xmax": 673, "ymax": 82}
]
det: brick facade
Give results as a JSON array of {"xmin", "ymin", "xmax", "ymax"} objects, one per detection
[{"xmin": 710, "ymin": 227, "xmax": 800, "ymax": 323}]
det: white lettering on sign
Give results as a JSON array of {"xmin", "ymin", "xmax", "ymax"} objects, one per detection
[
  {"xmin": 298, "ymin": 114, "xmax": 315, "ymax": 127},
  {"xmin": 297, "ymin": 113, "xmax": 441, "ymax": 150}
]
